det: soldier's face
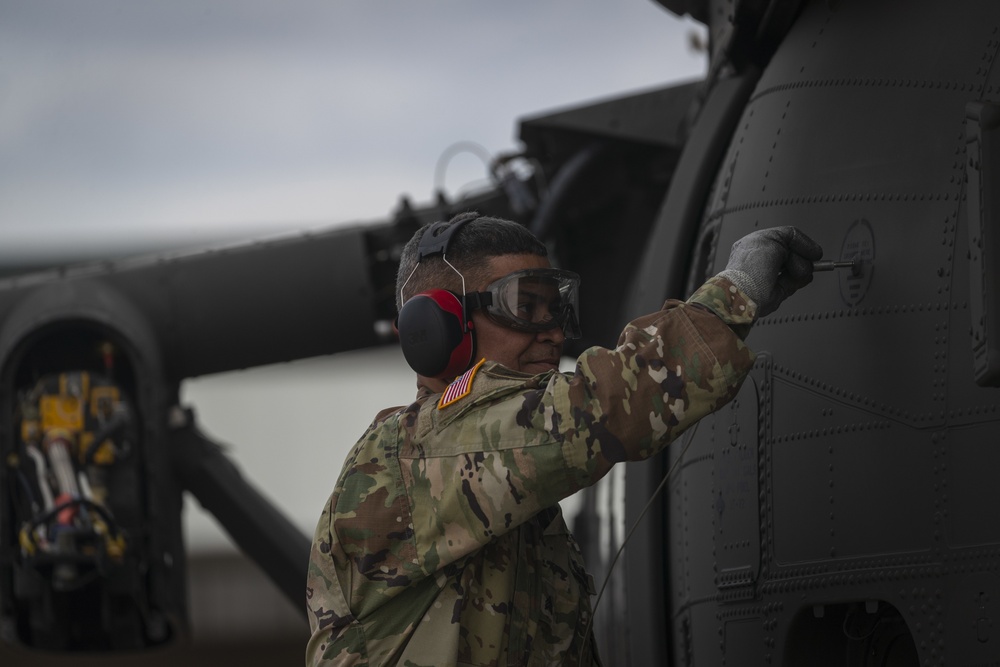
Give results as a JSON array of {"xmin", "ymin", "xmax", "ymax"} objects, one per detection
[{"xmin": 471, "ymin": 254, "xmax": 566, "ymax": 375}]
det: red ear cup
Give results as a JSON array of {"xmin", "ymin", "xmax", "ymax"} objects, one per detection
[{"xmin": 397, "ymin": 290, "xmax": 475, "ymax": 379}]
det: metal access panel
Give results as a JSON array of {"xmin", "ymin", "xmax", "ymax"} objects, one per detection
[{"xmin": 965, "ymin": 101, "xmax": 1000, "ymax": 386}]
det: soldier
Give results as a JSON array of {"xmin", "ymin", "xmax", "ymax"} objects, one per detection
[{"xmin": 306, "ymin": 212, "xmax": 821, "ymax": 666}]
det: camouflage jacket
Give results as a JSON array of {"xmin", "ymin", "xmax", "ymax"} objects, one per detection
[{"xmin": 306, "ymin": 276, "xmax": 757, "ymax": 666}]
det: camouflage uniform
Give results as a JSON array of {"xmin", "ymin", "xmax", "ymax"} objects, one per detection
[{"xmin": 306, "ymin": 276, "xmax": 757, "ymax": 666}]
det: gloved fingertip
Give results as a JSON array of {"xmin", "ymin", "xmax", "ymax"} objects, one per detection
[{"xmin": 789, "ymin": 228, "xmax": 824, "ymax": 260}]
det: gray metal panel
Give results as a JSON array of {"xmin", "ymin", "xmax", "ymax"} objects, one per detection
[
  {"xmin": 724, "ymin": 618, "xmax": 767, "ymax": 666},
  {"xmin": 757, "ymin": 1, "xmax": 991, "ymax": 85},
  {"xmin": 678, "ymin": 448, "xmax": 718, "ymax": 604},
  {"xmin": 715, "ymin": 375, "xmax": 761, "ymax": 597},
  {"xmin": 720, "ymin": 88, "xmax": 962, "ymax": 200},
  {"xmin": 519, "ymin": 83, "xmax": 699, "ymax": 151},
  {"xmin": 946, "ymin": 423, "xmax": 1000, "ymax": 548},
  {"xmin": 965, "ymin": 101, "xmax": 1000, "ymax": 385},
  {"xmin": 769, "ymin": 382, "xmax": 935, "ymax": 564},
  {"xmin": 750, "ymin": 304, "xmax": 947, "ymax": 427}
]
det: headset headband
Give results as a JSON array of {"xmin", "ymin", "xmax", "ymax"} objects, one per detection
[{"xmin": 417, "ymin": 216, "xmax": 476, "ymax": 260}]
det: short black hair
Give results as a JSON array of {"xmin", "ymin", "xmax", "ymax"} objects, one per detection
[{"xmin": 395, "ymin": 211, "xmax": 547, "ymax": 311}]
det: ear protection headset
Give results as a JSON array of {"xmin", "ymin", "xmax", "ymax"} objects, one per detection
[{"xmin": 396, "ymin": 217, "xmax": 477, "ymax": 380}]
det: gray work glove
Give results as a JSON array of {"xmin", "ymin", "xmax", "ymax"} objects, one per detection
[{"xmin": 718, "ymin": 226, "xmax": 823, "ymax": 318}]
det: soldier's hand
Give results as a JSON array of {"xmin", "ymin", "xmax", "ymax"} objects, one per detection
[{"xmin": 719, "ymin": 226, "xmax": 823, "ymax": 318}]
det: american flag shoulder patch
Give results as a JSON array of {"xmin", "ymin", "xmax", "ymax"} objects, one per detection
[{"xmin": 438, "ymin": 358, "xmax": 486, "ymax": 409}]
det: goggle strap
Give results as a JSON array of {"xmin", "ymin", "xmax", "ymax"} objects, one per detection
[{"xmin": 464, "ymin": 291, "xmax": 493, "ymax": 312}]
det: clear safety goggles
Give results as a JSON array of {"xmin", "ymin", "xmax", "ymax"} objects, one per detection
[{"xmin": 466, "ymin": 268, "xmax": 582, "ymax": 339}]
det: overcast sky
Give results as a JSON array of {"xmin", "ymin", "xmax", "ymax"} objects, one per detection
[{"xmin": 0, "ymin": 0, "xmax": 706, "ymax": 265}]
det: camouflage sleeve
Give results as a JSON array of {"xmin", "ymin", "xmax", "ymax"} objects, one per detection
[
  {"xmin": 685, "ymin": 272, "xmax": 757, "ymax": 338},
  {"xmin": 550, "ymin": 274, "xmax": 756, "ymax": 487},
  {"xmin": 398, "ymin": 276, "xmax": 756, "ymax": 566}
]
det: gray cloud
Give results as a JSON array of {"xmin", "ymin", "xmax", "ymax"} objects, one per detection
[{"xmin": 0, "ymin": 0, "xmax": 706, "ymax": 262}]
